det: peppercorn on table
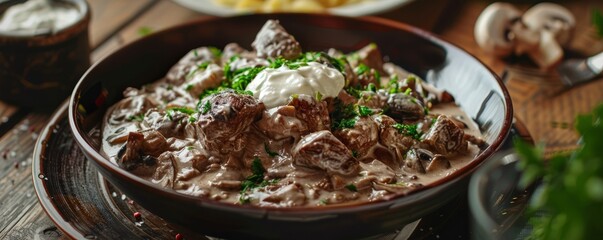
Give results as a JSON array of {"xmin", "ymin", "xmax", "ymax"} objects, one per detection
[{"xmin": 0, "ymin": 0, "xmax": 601, "ymax": 239}]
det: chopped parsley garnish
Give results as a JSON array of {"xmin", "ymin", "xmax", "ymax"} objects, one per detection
[
  {"xmin": 346, "ymin": 86, "xmax": 363, "ymax": 99},
  {"xmin": 337, "ymin": 118, "xmax": 358, "ymax": 129},
  {"xmin": 387, "ymin": 75, "xmax": 400, "ymax": 94},
  {"xmin": 331, "ymin": 99, "xmax": 358, "ymax": 130},
  {"xmin": 392, "ymin": 123, "xmax": 422, "ymax": 140},
  {"xmin": 208, "ymin": 46, "xmax": 222, "ymax": 57},
  {"xmin": 186, "ymin": 61, "xmax": 211, "ymax": 79},
  {"xmin": 186, "ymin": 146, "xmax": 194, "ymax": 150},
  {"xmin": 127, "ymin": 113, "xmax": 145, "ymax": 122},
  {"xmin": 357, "ymin": 105, "xmax": 373, "ymax": 117},
  {"xmin": 185, "ymin": 84, "xmax": 193, "ymax": 91},
  {"xmin": 373, "ymin": 70, "xmax": 381, "ymax": 82},
  {"xmin": 345, "ymin": 184, "xmax": 358, "ymax": 192},
  {"xmin": 593, "ymin": 9, "xmax": 603, "ymax": 37},
  {"xmin": 188, "ymin": 115, "xmax": 197, "ymax": 123},
  {"xmin": 366, "ymin": 83, "xmax": 377, "ymax": 92},
  {"xmin": 167, "ymin": 107, "xmax": 196, "ymax": 115},
  {"xmin": 315, "ymin": 91, "xmax": 323, "ymax": 101},
  {"xmin": 231, "ymin": 66, "xmax": 266, "ymax": 91},
  {"xmin": 137, "ymin": 26, "xmax": 153, "ymax": 36},
  {"xmin": 264, "ymin": 143, "xmax": 279, "ymax": 157},
  {"xmin": 352, "ymin": 150, "xmax": 359, "ymax": 158},
  {"xmin": 240, "ymin": 157, "xmax": 277, "ymax": 204},
  {"xmin": 355, "ymin": 63, "xmax": 370, "ymax": 75},
  {"xmin": 201, "ymin": 100, "xmax": 211, "ymax": 114},
  {"xmin": 198, "ymin": 86, "xmax": 253, "ymax": 100}
]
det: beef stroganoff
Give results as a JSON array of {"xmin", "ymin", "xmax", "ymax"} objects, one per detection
[{"xmin": 102, "ymin": 20, "xmax": 487, "ymax": 207}]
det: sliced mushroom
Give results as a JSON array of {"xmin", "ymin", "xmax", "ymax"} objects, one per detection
[{"xmin": 425, "ymin": 155, "xmax": 451, "ymax": 173}]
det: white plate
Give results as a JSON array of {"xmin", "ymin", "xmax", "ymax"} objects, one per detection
[{"xmin": 173, "ymin": 0, "xmax": 413, "ymax": 17}]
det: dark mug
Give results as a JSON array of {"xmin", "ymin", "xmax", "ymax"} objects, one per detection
[{"xmin": 0, "ymin": 0, "xmax": 90, "ymax": 109}]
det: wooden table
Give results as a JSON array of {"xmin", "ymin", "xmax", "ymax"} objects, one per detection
[{"xmin": 1, "ymin": 0, "xmax": 601, "ymax": 239}]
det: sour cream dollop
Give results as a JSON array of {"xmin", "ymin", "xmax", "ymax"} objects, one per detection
[
  {"xmin": 0, "ymin": 0, "xmax": 80, "ymax": 35},
  {"xmin": 245, "ymin": 62, "xmax": 345, "ymax": 108}
]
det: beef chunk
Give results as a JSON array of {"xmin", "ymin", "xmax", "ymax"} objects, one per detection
[
  {"xmin": 355, "ymin": 43, "xmax": 385, "ymax": 74},
  {"xmin": 255, "ymin": 105, "xmax": 307, "ymax": 140},
  {"xmin": 118, "ymin": 130, "xmax": 169, "ymax": 170},
  {"xmin": 166, "ymin": 47, "xmax": 221, "ymax": 84},
  {"xmin": 287, "ymin": 94, "xmax": 330, "ymax": 134},
  {"xmin": 373, "ymin": 115, "xmax": 416, "ymax": 164},
  {"xmin": 357, "ymin": 90, "xmax": 387, "ymax": 109},
  {"xmin": 252, "ymin": 20, "xmax": 302, "ymax": 60},
  {"xmin": 333, "ymin": 116, "xmax": 379, "ymax": 157},
  {"xmin": 196, "ymin": 90, "xmax": 265, "ymax": 154},
  {"xmin": 421, "ymin": 115, "xmax": 468, "ymax": 157},
  {"xmin": 292, "ymin": 130, "xmax": 359, "ymax": 176}
]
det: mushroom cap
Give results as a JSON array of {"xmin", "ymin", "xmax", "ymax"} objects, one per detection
[
  {"xmin": 474, "ymin": 3, "xmax": 522, "ymax": 57},
  {"xmin": 522, "ymin": 2, "xmax": 575, "ymax": 46}
]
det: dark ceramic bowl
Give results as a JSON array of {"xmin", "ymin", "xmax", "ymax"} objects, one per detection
[{"xmin": 69, "ymin": 14, "xmax": 512, "ymax": 239}]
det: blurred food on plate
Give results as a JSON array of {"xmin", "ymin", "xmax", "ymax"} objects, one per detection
[{"xmin": 214, "ymin": 0, "xmax": 369, "ymax": 13}]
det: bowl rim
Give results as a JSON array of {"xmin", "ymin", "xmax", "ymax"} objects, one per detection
[{"xmin": 68, "ymin": 13, "xmax": 513, "ymax": 214}]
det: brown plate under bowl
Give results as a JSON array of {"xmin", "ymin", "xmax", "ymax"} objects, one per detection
[{"xmin": 68, "ymin": 14, "xmax": 513, "ymax": 239}]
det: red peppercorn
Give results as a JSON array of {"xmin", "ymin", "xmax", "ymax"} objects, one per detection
[
  {"xmin": 175, "ymin": 233, "xmax": 183, "ymax": 240},
  {"xmin": 133, "ymin": 212, "xmax": 142, "ymax": 221}
]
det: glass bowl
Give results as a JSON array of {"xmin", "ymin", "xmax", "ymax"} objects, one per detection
[{"xmin": 469, "ymin": 151, "xmax": 536, "ymax": 240}]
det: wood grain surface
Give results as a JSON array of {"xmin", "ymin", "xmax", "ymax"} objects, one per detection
[
  {"xmin": 0, "ymin": 0, "xmax": 601, "ymax": 239},
  {"xmin": 438, "ymin": 0, "xmax": 603, "ymax": 156}
]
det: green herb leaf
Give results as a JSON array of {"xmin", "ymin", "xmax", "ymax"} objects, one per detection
[
  {"xmin": 355, "ymin": 63, "xmax": 370, "ymax": 75},
  {"xmin": 201, "ymin": 100, "xmax": 211, "ymax": 114},
  {"xmin": 240, "ymin": 157, "xmax": 277, "ymax": 204},
  {"xmin": 330, "ymin": 99, "xmax": 359, "ymax": 130},
  {"xmin": 231, "ymin": 67, "xmax": 266, "ymax": 91},
  {"xmin": 137, "ymin": 26, "xmax": 153, "ymax": 36},
  {"xmin": 127, "ymin": 113, "xmax": 145, "ymax": 122},
  {"xmin": 167, "ymin": 107, "xmax": 196, "ymax": 115},
  {"xmin": 208, "ymin": 46, "xmax": 222, "ymax": 57},
  {"xmin": 516, "ymin": 104, "xmax": 603, "ymax": 239},
  {"xmin": 593, "ymin": 9, "xmax": 603, "ymax": 38},
  {"xmin": 345, "ymin": 184, "xmax": 358, "ymax": 192},
  {"xmin": 357, "ymin": 105, "xmax": 373, "ymax": 117},
  {"xmin": 366, "ymin": 83, "xmax": 377, "ymax": 92},
  {"xmin": 392, "ymin": 123, "xmax": 422, "ymax": 140}
]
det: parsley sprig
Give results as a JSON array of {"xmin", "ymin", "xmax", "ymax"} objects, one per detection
[
  {"xmin": 392, "ymin": 123, "xmax": 422, "ymax": 140},
  {"xmin": 516, "ymin": 104, "xmax": 603, "ymax": 239},
  {"xmin": 239, "ymin": 157, "xmax": 277, "ymax": 204}
]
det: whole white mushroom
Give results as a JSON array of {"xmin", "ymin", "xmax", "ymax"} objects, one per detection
[
  {"xmin": 474, "ymin": 2, "xmax": 565, "ymax": 69},
  {"xmin": 522, "ymin": 2, "xmax": 575, "ymax": 47}
]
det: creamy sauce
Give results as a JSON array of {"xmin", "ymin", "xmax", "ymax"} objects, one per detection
[
  {"xmin": 246, "ymin": 62, "xmax": 345, "ymax": 108},
  {"xmin": 100, "ymin": 20, "xmax": 487, "ymax": 208},
  {"xmin": 0, "ymin": 0, "xmax": 80, "ymax": 34}
]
